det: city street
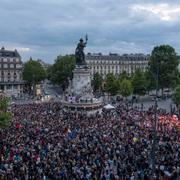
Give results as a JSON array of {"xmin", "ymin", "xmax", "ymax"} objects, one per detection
[
  {"xmin": 133, "ymin": 98, "xmax": 174, "ymax": 112},
  {"xmin": 42, "ymin": 80, "xmax": 61, "ymax": 99}
]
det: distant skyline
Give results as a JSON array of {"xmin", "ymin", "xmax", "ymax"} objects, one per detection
[{"xmin": 1, "ymin": 0, "xmax": 180, "ymax": 63}]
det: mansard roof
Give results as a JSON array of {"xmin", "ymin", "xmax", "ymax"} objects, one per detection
[
  {"xmin": 0, "ymin": 47, "xmax": 21, "ymax": 58},
  {"xmin": 86, "ymin": 53, "xmax": 150, "ymax": 61}
]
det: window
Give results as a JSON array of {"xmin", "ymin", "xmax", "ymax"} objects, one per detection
[
  {"xmin": 14, "ymin": 85, "xmax": 18, "ymax": 89},
  {"xmin": 18, "ymin": 64, "xmax": 23, "ymax": 68},
  {"xmin": 10, "ymin": 64, "xmax": 14, "ymax": 68},
  {"xmin": 3, "ymin": 64, "xmax": 8, "ymax": 68},
  {"xmin": 6, "ymin": 85, "xmax": 12, "ymax": 90},
  {"xmin": 16, "ymin": 58, "xmax": 19, "ymax": 62}
]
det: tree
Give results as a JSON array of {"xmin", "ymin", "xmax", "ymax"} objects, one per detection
[
  {"xmin": 46, "ymin": 64, "xmax": 53, "ymax": 80},
  {"xmin": 0, "ymin": 94, "xmax": 11, "ymax": 128},
  {"xmin": 172, "ymin": 85, "xmax": 180, "ymax": 111},
  {"xmin": 118, "ymin": 71, "xmax": 129, "ymax": 81},
  {"xmin": 104, "ymin": 73, "xmax": 118, "ymax": 95},
  {"xmin": 92, "ymin": 72, "xmax": 103, "ymax": 92},
  {"xmin": 119, "ymin": 79, "xmax": 133, "ymax": 98},
  {"xmin": 149, "ymin": 45, "xmax": 179, "ymax": 95},
  {"xmin": 23, "ymin": 58, "xmax": 46, "ymax": 95},
  {"xmin": 49, "ymin": 55, "xmax": 75, "ymax": 90},
  {"xmin": 132, "ymin": 69, "xmax": 147, "ymax": 96},
  {"xmin": 170, "ymin": 69, "xmax": 180, "ymax": 89}
]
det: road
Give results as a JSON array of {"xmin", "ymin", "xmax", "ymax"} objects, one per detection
[
  {"xmin": 11, "ymin": 81, "xmax": 63, "ymax": 104},
  {"xmin": 12, "ymin": 81, "xmax": 176, "ymax": 113},
  {"xmin": 41, "ymin": 81, "xmax": 62, "ymax": 101},
  {"xmin": 133, "ymin": 98, "xmax": 174, "ymax": 112}
]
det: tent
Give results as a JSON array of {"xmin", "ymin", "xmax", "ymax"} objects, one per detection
[{"xmin": 103, "ymin": 104, "xmax": 115, "ymax": 110}]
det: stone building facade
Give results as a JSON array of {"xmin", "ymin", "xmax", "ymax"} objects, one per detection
[
  {"xmin": 0, "ymin": 47, "xmax": 24, "ymax": 96},
  {"xmin": 86, "ymin": 53, "xmax": 150, "ymax": 78}
]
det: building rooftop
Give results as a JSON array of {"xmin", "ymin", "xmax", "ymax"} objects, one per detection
[
  {"xmin": 86, "ymin": 53, "xmax": 150, "ymax": 61},
  {"xmin": 0, "ymin": 47, "xmax": 21, "ymax": 58}
]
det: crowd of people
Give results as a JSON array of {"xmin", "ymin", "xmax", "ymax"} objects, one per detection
[{"xmin": 0, "ymin": 101, "xmax": 179, "ymax": 179}]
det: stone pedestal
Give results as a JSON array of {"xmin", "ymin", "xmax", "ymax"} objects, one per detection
[
  {"xmin": 72, "ymin": 67, "xmax": 91, "ymax": 96},
  {"xmin": 62, "ymin": 66, "xmax": 102, "ymax": 115}
]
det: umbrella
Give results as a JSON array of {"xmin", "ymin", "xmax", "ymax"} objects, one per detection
[{"xmin": 103, "ymin": 104, "xmax": 115, "ymax": 110}]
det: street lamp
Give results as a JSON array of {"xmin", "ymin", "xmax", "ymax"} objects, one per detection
[{"xmin": 150, "ymin": 59, "xmax": 159, "ymax": 178}]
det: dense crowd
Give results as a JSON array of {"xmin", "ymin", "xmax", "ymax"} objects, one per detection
[{"xmin": 0, "ymin": 102, "xmax": 179, "ymax": 179}]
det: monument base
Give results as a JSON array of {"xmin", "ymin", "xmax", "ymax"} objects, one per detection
[
  {"xmin": 72, "ymin": 66, "xmax": 91, "ymax": 96},
  {"xmin": 62, "ymin": 65, "xmax": 102, "ymax": 115},
  {"xmin": 62, "ymin": 99, "xmax": 102, "ymax": 115}
]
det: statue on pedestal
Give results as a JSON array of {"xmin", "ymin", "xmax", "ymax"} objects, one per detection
[{"xmin": 75, "ymin": 34, "xmax": 88, "ymax": 66}]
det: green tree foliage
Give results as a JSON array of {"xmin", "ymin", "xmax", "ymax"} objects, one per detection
[
  {"xmin": 104, "ymin": 73, "xmax": 118, "ymax": 95},
  {"xmin": 118, "ymin": 71, "xmax": 129, "ymax": 81},
  {"xmin": 132, "ymin": 69, "xmax": 147, "ymax": 95},
  {"xmin": 23, "ymin": 58, "xmax": 46, "ymax": 85},
  {"xmin": 149, "ymin": 45, "xmax": 179, "ymax": 93},
  {"xmin": 46, "ymin": 64, "xmax": 53, "ymax": 80},
  {"xmin": 120, "ymin": 79, "xmax": 133, "ymax": 97},
  {"xmin": 92, "ymin": 72, "xmax": 103, "ymax": 92},
  {"xmin": 0, "ymin": 95, "xmax": 11, "ymax": 128},
  {"xmin": 0, "ymin": 96, "xmax": 9, "ymax": 111},
  {"xmin": 170, "ymin": 69, "xmax": 180, "ymax": 88},
  {"xmin": 49, "ymin": 55, "xmax": 75, "ymax": 88}
]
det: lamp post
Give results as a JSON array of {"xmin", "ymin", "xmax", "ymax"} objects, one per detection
[{"xmin": 150, "ymin": 59, "xmax": 159, "ymax": 179}]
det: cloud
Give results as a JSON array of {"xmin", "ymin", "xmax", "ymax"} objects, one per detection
[
  {"xmin": 131, "ymin": 3, "xmax": 180, "ymax": 22},
  {"xmin": 0, "ymin": 0, "xmax": 180, "ymax": 63},
  {"xmin": 14, "ymin": 47, "xmax": 31, "ymax": 52}
]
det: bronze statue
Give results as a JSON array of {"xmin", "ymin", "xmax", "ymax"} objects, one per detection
[{"xmin": 75, "ymin": 35, "xmax": 88, "ymax": 66}]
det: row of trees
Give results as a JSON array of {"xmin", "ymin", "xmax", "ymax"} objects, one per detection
[
  {"xmin": 22, "ymin": 56, "xmax": 75, "ymax": 94},
  {"xmin": 93, "ymin": 45, "xmax": 179, "ymax": 97},
  {"xmin": 92, "ymin": 70, "xmax": 148, "ymax": 98}
]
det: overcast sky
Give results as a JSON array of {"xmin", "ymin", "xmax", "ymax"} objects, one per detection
[{"xmin": 0, "ymin": 0, "xmax": 180, "ymax": 63}]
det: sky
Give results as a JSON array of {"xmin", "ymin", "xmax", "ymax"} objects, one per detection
[{"xmin": 0, "ymin": 0, "xmax": 180, "ymax": 63}]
